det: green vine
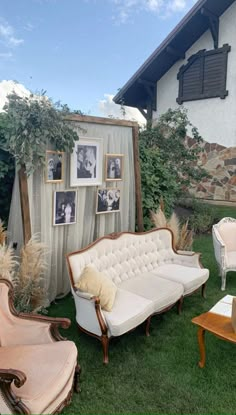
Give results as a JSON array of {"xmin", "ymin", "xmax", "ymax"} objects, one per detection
[{"xmin": 0, "ymin": 93, "xmax": 79, "ymax": 175}]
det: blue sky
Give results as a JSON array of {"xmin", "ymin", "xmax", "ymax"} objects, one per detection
[{"xmin": 0, "ymin": 0, "xmax": 195, "ymax": 117}]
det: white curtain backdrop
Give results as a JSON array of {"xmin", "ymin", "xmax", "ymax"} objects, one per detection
[{"xmin": 7, "ymin": 121, "xmax": 136, "ymax": 302}]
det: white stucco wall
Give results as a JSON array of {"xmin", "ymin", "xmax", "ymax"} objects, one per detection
[{"xmin": 153, "ymin": 1, "xmax": 236, "ymax": 147}]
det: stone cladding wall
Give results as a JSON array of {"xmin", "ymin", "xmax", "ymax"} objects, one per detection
[{"xmin": 186, "ymin": 137, "xmax": 236, "ymax": 201}]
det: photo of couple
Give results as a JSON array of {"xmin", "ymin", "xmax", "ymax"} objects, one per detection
[
  {"xmin": 46, "ymin": 151, "xmax": 63, "ymax": 182},
  {"xmin": 96, "ymin": 188, "xmax": 121, "ymax": 214},
  {"xmin": 53, "ymin": 191, "xmax": 77, "ymax": 226},
  {"xmin": 105, "ymin": 154, "xmax": 124, "ymax": 181},
  {"xmin": 76, "ymin": 145, "xmax": 97, "ymax": 179}
]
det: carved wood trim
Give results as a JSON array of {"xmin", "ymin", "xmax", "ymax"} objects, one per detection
[
  {"xmin": 93, "ymin": 296, "xmax": 108, "ymax": 335},
  {"xmin": 0, "ymin": 278, "xmax": 71, "ymax": 341},
  {"xmin": 0, "ymin": 369, "xmax": 30, "ymax": 414}
]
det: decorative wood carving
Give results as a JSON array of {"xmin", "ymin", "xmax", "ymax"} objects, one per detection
[
  {"xmin": 0, "ymin": 278, "xmax": 71, "ymax": 342},
  {"xmin": 0, "ymin": 369, "xmax": 30, "ymax": 414}
]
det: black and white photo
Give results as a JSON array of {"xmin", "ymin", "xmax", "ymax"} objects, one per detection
[
  {"xmin": 46, "ymin": 151, "xmax": 64, "ymax": 183},
  {"xmin": 105, "ymin": 154, "xmax": 124, "ymax": 181},
  {"xmin": 53, "ymin": 191, "xmax": 77, "ymax": 225},
  {"xmin": 70, "ymin": 137, "xmax": 103, "ymax": 186},
  {"xmin": 96, "ymin": 188, "xmax": 121, "ymax": 214}
]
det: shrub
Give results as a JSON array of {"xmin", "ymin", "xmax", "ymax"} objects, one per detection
[
  {"xmin": 139, "ymin": 108, "xmax": 208, "ymax": 230},
  {"xmin": 0, "ymin": 221, "xmax": 48, "ymax": 313}
]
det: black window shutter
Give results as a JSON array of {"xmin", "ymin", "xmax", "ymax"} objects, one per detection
[{"xmin": 177, "ymin": 44, "xmax": 230, "ymax": 104}]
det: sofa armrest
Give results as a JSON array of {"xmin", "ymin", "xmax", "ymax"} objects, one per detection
[
  {"xmin": 0, "ymin": 368, "xmax": 30, "ymax": 414},
  {"xmin": 173, "ymin": 251, "xmax": 202, "ymax": 268},
  {"xmin": 73, "ymin": 290, "xmax": 108, "ymax": 337}
]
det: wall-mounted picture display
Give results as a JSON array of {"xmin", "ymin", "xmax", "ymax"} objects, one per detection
[
  {"xmin": 70, "ymin": 137, "xmax": 103, "ymax": 187},
  {"xmin": 46, "ymin": 151, "xmax": 64, "ymax": 183},
  {"xmin": 96, "ymin": 188, "xmax": 121, "ymax": 214},
  {"xmin": 105, "ymin": 154, "xmax": 124, "ymax": 181},
  {"xmin": 53, "ymin": 190, "xmax": 77, "ymax": 226}
]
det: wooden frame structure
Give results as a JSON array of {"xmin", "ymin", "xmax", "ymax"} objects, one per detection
[{"xmin": 18, "ymin": 115, "xmax": 143, "ymax": 244}]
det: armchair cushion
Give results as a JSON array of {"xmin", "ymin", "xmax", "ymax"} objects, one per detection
[
  {"xmin": 0, "ymin": 341, "xmax": 77, "ymax": 415},
  {"xmin": 75, "ymin": 265, "xmax": 117, "ymax": 311}
]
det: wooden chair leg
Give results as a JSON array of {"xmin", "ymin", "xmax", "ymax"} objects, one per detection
[
  {"xmin": 101, "ymin": 335, "xmax": 109, "ymax": 364},
  {"xmin": 74, "ymin": 364, "xmax": 81, "ymax": 393}
]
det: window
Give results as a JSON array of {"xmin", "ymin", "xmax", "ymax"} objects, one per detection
[{"xmin": 177, "ymin": 44, "xmax": 231, "ymax": 104}]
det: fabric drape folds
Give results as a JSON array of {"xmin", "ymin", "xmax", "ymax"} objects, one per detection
[{"xmin": 7, "ymin": 121, "xmax": 136, "ymax": 302}]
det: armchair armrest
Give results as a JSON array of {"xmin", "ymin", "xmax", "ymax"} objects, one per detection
[
  {"xmin": 17, "ymin": 313, "xmax": 71, "ymax": 341},
  {"xmin": 0, "ymin": 369, "xmax": 30, "ymax": 414},
  {"xmin": 212, "ymin": 228, "xmax": 226, "ymax": 267}
]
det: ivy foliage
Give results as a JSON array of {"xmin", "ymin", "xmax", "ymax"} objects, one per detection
[
  {"xmin": 139, "ymin": 108, "xmax": 208, "ymax": 229},
  {"xmin": 0, "ymin": 92, "xmax": 79, "ymax": 175}
]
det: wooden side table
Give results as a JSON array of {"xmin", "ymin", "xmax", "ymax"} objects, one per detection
[{"xmin": 192, "ymin": 311, "xmax": 236, "ymax": 368}]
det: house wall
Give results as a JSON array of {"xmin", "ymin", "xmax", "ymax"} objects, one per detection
[{"xmin": 153, "ymin": 1, "xmax": 236, "ymax": 148}]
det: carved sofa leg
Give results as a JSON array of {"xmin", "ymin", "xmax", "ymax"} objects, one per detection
[
  {"xmin": 74, "ymin": 364, "xmax": 81, "ymax": 393},
  {"xmin": 101, "ymin": 335, "xmax": 109, "ymax": 364},
  {"xmin": 177, "ymin": 296, "xmax": 183, "ymax": 314},
  {"xmin": 145, "ymin": 316, "xmax": 151, "ymax": 336},
  {"xmin": 201, "ymin": 283, "xmax": 207, "ymax": 298}
]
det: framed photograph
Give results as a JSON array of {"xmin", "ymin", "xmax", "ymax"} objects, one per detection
[
  {"xmin": 96, "ymin": 188, "xmax": 121, "ymax": 214},
  {"xmin": 70, "ymin": 137, "xmax": 103, "ymax": 187},
  {"xmin": 53, "ymin": 190, "xmax": 77, "ymax": 226},
  {"xmin": 45, "ymin": 151, "xmax": 64, "ymax": 183},
  {"xmin": 105, "ymin": 154, "xmax": 124, "ymax": 181}
]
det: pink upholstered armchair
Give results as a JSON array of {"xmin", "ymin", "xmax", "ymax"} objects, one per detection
[{"xmin": 0, "ymin": 278, "xmax": 80, "ymax": 415}]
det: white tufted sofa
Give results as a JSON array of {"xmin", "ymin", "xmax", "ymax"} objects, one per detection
[{"xmin": 66, "ymin": 228, "xmax": 209, "ymax": 363}]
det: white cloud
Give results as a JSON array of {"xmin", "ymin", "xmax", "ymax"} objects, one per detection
[
  {"xmin": 24, "ymin": 22, "xmax": 34, "ymax": 32},
  {"xmin": 0, "ymin": 52, "xmax": 13, "ymax": 59},
  {"xmin": 0, "ymin": 80, "xmax": 31, "ymax": 112},
  {"xmin": 98, "ymin": 93, "xmax": 146, "ymax": 126},
  {"xmin": 0, "ymin": 19, "xmax": 24, "ymax": 47},
  {"xmin": 109, "ymin": 0, "xmax": 194, "ymax": 23}
]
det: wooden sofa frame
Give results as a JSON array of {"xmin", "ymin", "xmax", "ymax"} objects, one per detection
[
  {"xmin": 0, "ymin": 278, "xmax": 81, "ymax": 415},
  {"xmin": 66, "ymin": 228, "xmax": 206, "ymax": 364}
]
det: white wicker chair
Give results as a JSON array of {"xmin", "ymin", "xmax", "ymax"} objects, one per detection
[{"xmin": 212, "ymin": 217, "xmax": 236, "ymax": 291}]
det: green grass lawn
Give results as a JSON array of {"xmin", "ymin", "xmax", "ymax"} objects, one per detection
[{"xmin": 48, "ymin": 205, "xmax": 236, "ymax": 414}]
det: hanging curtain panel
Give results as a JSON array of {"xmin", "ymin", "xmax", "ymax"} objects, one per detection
[{"xmin": 7, "ymin": 118, "xmax": 137, "ymax": 302}]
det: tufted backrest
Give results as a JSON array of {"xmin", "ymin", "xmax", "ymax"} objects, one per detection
[
  {"xmin": 67, "ymin": 228, "xmax": 175, "ymax": 287},
  {"xmin": 214, "ymin": 218, "xmax": 236, "ymax": 252}
]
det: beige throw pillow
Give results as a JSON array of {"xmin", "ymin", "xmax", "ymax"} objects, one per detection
[{"xmin": 75, "ymin": 265, "xmax": 117, "ymax": 311}]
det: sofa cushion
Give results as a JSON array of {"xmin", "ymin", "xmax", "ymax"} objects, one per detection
[
  {"xmin": 103, "ymin": 288, "xmax": 154, "ymax": 337},
  {"xmin": 0, "ymin": 341, "xmax": 77, "ymax": 415},
  {"xmin": 119, "ymin": 274, "xmax": 184, "ymax": 313},
  {"xmin": 75, "ymin": 265, "xmax": 117, "ymax": 311},
  {"xmin": 153, "ymin": 264, "xmax": 209, "ymax": 295}
]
